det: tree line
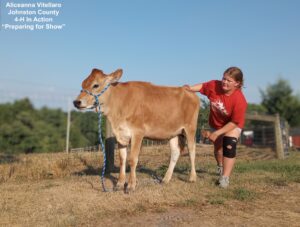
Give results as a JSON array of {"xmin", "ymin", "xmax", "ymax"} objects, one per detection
[
  {"xmin": 0, "ymin": 98, "xmax": 102, "ymax": 154},
  {"xmin": 0, "ymin": 78, "xmax": 299, "ymax": 154}
]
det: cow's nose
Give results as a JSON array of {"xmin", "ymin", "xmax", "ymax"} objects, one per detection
[{"xmin": 73, "ymin": 100, "xmax": 81, "ymax": 108}]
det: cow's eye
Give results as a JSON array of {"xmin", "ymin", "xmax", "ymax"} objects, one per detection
[{"xmin": 93, "ymin": 84, "xmax": 99, "ymax": 89}]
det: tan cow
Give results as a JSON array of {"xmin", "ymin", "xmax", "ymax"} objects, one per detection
[{"xmin": 73, "ymin": 68, "xmax": 200, "ymax": 192}]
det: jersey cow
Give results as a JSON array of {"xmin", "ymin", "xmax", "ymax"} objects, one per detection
[{"xmin": 73, "ymin": 69, "xmax": 200, "ymax": 192}]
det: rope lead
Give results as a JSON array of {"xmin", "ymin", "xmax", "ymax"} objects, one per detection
[{"xmin": 81, "ymin": 83, "xmax": 111, "ymax": 192}]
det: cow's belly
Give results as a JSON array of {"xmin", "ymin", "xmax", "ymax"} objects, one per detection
[
  {"xmin": 144, "ymin": 125, "xmax": 184, "ymax": 139},
  {"xmin": 111, "ymin": 120, "xmax": 184, "ymax": 144}
]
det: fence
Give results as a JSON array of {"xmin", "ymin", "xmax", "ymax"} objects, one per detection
[
  {"xmin": 244, "ymin": 113, "xmax": 289, "ymax": 159},
  {"xmin": 70, "ymin": 145, "xmax": 99, "ymax": 152},
  {"xmin": 0, "ymin": 87, "xmax": 290, "ymax": 162}
]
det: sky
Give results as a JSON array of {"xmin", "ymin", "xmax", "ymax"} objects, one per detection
[{"xmin": 1, "ymin": 0, "xmax": 300, "ymax": 110}]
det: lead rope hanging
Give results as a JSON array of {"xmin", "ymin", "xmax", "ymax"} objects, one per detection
[{"xmin": 81, "ymin": 83, "xmax": 111, "ymax": 192}]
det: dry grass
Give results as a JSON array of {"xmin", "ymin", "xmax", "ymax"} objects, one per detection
[
  {"xmin": 0, "ymin": 145, "xmax": 300, "ymax": 226},
  {"xmin": 0, "ymin": 152, "xmax": 101, "ymax": 183}
]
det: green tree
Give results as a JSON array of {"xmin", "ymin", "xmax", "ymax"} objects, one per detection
[
  {"xmin": 70, "ymin": 111, "xmax": 99, "ymax": 147},
  {"xmin": 247, "ymin": 103, "xmax": 267, "ymax": 114},
  {"xmin": 198, "ymin": 98, "xmax": 210, "ymax": 129},
  {"xmin": 0, "ymin": 98, "xmax": 103, "ymax": 154},
  {"xmin": 260, "ymin": 79, "xmax": 300, "ymax": 126}
]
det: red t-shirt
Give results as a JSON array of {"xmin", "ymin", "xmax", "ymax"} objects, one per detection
[{"xmin": 199, "ymin": 80, "xmax": 247, "ymax": 129}]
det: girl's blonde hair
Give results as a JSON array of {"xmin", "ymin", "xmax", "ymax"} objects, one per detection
[{"xmin": 224, "ymin": 66, "xmax": 244, "ymax": 89}]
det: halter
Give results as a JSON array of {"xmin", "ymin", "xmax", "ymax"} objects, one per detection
[{"xmin": 81, "ymin": 83, "xmax": 111, "ymax": 109}]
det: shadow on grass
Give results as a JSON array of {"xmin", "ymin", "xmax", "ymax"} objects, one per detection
[
  {"xmin": 72, "ymin": 156, "xmax": 117, "ymax": 182},
  {"xmin": 138, "ymin": 164, "xmax": 208, "ymax": 183},
  {"xmin": 72, "ymin": 156, "xmax": 210, "ymax": 186},
  {"xmin": 137, "ymin": 165, "xmax": 163, "ymax": 183},
  {"xmin": 73, "ymin": 159, "xmax": 119, "ymax": 191}
]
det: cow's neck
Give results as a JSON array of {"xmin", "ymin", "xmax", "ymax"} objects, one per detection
[
  {"xmin": 100, "ymin": 85, "xmax": 121, "ymax": 133},
  {"xmin": 98, "ymin": 86, "xmax": 113, "ymax": 116}
]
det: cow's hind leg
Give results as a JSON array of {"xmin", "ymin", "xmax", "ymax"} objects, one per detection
[
  {"xmin": 114, "ymin": 143, "xmax": 127, "ymax": 191},
  {"xmin": 127, "ymin": 134, "xmax": 143, "ymax": 192},
  {"xmin": 186, "ymin": 130, "xmax": 197, "ymax": 182},
  {"xmin": 162, "ymin": 136, "xmax": 180, "ymax": 184}
]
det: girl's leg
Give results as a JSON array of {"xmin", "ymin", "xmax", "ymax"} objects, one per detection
[
  {"xmin": 222, "ymin": 128, "xmax": 241, "ymax": 177},
  {"xmin": 214, "ymin": 135, "xmax": 224, "ymax": 175}
]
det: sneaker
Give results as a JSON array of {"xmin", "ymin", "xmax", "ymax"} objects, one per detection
[
  {"xmin": 218, "ymin": 176, "xmax": 229, "ymax": 188},
  {"xmin": 216, "ymin": 165, "xmax": 223, "ymax": 176}
]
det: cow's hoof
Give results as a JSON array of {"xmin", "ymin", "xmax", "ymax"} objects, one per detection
[
  {"xmin": 114, "ymin": 182, "xmax": 125, "ymax": 191},
  {"xmin": 161, "ymin": 178, "xmax": 170, "ymax": 185},
  {"xmin": 125, "ymin": 185, "xmax": 136, "ymax": 194},
  {"xmin": 188, "ymin": 176, "xmax": 197, "ymax": 183}
]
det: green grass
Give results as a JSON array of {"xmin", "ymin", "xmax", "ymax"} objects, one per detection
[
  {"xmin": 235, "ymin": 152, "xmax": 300, "ymax": 183},
  {"xmin": 207, "ymin": 191, "xmax": 229, "ymax": 205},
  {"xmin": 155, "ymin": 165, "xmax": 168, "ymax": 177},
  {"xmin": 206, "ymin": 151, "xmax": 300, "ymax": 206},
  {"xmin": 208, "ymin": 198, "xmax": 225, "ymax": 205},
  {"xmin": 235, "ymin": 161, "xmax": 300, "ymax": 174},
  {"xmin": 232, "ymin": 187, "xmax": 256, "ymax": 201},
  {"xmin": 265, "ymin": 177, "xmax": 289, "ymax": 186},
  {"xmin": 207, "ymin": 187, "xmax": 257, "ymax": 205}
]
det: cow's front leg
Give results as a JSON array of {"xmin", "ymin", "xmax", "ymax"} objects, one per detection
[
  {"xmin": 114, "ymin": 143, "xmax": 127, "ymax": 191},
  {"xmin": 127, "ymin": 134, "xmax": 143, "ymax": 193}
]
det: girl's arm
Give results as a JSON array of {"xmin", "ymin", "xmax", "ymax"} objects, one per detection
[
  {"xmin": 209, "ymin": 122, "xmax": 238, "ymax": 142},
  {"xmin": 183, "ymin": 83, "xmax": 203, "ymax": 92}
]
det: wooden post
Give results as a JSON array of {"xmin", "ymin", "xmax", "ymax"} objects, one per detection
[
  {"xmin": 274, "ymin": 113, "xmax": 284, "ymax": 159},
  {"xmin": 105, "ymin": 118, "xmax": 115, "ymax": 173},
  {"xmin": 285, "ymin": 121, "xmax": 290, "ymax": 149}
]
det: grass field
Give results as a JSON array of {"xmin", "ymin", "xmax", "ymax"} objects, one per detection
[{"xmin": 0, "ymin": 144, "xmax": 299, "ymax": 226}]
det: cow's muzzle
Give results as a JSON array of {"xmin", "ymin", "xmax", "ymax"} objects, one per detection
[
  {"xmin": 73, "ymin": 100, "xmax": 97, "ymax": 110},
  {"xmin": 73, "ymin": 100, "xmax": 82, "ymax": 109}
]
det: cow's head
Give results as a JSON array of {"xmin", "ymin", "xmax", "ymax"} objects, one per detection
[{"xmin": 73, "ymin": 68, "xmax": 123, "ymax": 110}]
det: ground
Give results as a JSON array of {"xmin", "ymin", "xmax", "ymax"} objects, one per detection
[{"xmin": 0, "ymin": 144, "xmax": 299, "ymax": 226}]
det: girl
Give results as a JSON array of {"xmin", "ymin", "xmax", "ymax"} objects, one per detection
[{"xmin": 184, "ymin": 67, "xmax": 247, "ymax": 188}]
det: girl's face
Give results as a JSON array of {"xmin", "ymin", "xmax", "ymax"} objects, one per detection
[{"xmin": 221, "ymin": 73, "xmax": 240, "ymax": 94}]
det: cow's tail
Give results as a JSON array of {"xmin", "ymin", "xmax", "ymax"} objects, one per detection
[{"xmin": 178, "ymin": 134, "xmax": 186, "ymax": 154}]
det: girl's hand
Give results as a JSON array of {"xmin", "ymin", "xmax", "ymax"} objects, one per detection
[
  {"xmin": 183, "ymin": 85, "xmax": 191, "ymax": 91},
  {"xmin": 209, "ymin": 131, "xmax": 220, "ymax": 143}
]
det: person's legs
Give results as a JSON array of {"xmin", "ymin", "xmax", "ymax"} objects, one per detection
[
  {"xmin": 219, "ymin": 128, "xmax": 241, "ymax": 188},
  {"xmin": 214, "ymin": 135, "xmax": 223, "ymax": 166},
  {"xmin": 214, "ymin": 135, "xmax": 224, "ymax": 175},
  {"xmin": 222, "ymin": 157, "xmax": 235, "ymax": 177},
  {"xmin": 222, "ymin": 128, "xmax": 241, "ymax": 176}
]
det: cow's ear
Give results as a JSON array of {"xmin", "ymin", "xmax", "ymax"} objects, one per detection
[
  {"xmin": 108, "ymin": 69, "xmax": 123, "ymax": 83},
  {"xmin": 91, "ymin": 68, "xmax": 103, "ymax": 75}
]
